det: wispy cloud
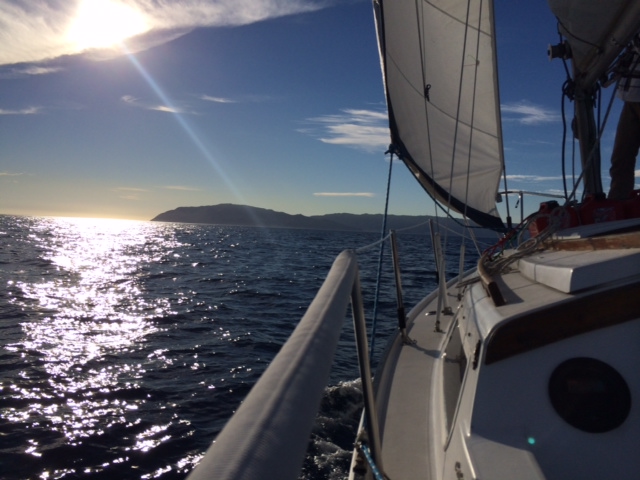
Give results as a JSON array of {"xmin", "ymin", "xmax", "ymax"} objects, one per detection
[
  {"xmin": 122, "ymin": 95, "xmax": 185, "ymax": 114},
  {"xmin": 303, "ymin": 108, "xmax": 389, "ymax": 152},
  {"xmin": 0, "ymin": 1, "xmax": 328, "ymax": 66},
  {"xmin": 507, "ymin": 174, "xmax": 565, "ymax": 182},
  {"xmin": 150, "ymin": 105, "xmax": 183, "ymax": 113},
  {"xmin": 200, "ymin": 95, "xmax": 237, "ymax": 104},
  {"xmin": 115, "ymin": 187, "xmax": 148, "ymax": 192},
  {"xmin": 162, "ymin": 185, "xmax": 200, "ymax": 191},
  {"xmin": 114, "ymin": 186, "xmax": 148, "ymax": 200},
  {"xmin": 501, "ymin": 101, "xmax": 560, "ymax": 125},
  {"xmin": 0, "ymin": 65, "xmax": 64, "ymax": 79},
  {"xmin": 314, "ymin": 192, "xmax": 375, "ymax": 197},
  {"xmin": 0, "ymin": 171, "xmax": 25, "ymax": 176},
  {"xmin": 0, "ymin": 106, "xmax": 41, "ymax": 115}
]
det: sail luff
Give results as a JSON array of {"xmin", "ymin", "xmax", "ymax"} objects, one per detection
[
  {"xmin": 375, "ymin": 0, "xmax": 505, "ymax": 230},
  {"xmin": 488, "ymin": 0, "xmax": 509, "ymax": 222}
]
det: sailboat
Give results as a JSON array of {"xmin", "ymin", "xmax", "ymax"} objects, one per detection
[{"xmin": 186, "ymin": 1, "xmax": 640, "ymax": 479}]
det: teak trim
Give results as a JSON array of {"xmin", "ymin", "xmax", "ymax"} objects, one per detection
[{"xmin": 485, "ymin": 280, "xmax": 640, "ymax": 365}]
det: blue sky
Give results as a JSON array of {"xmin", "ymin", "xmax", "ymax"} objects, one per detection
[{"xmin": 0, "ymin": 0, "xmax": 626, "ymax": 221}]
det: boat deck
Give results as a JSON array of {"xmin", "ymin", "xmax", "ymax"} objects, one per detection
[
  {"xmin": 360, "ymin": 227, "xmax": 640, "ymax": 480},
  {"xmin": 370, "ymin": 288, "xmax": 459, "ymax": 480}
]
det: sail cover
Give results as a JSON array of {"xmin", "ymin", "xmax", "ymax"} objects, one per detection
[
  {"xmin": 374, "ymin": 0, "xmax": 505, "ymax": 229},
  {"xmin": 547, "ymin": 0, "xmax": 640, "ymax": 89}
]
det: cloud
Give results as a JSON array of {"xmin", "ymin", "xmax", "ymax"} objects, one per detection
[
  {"xmin": 501, "ymin": 101, "xmax": 560, "ymax": 125},
  {"xmin": 114, "ymin": 187, "xmax": 148, "ymax": 192},
  {"xmin": 507, "ymin": 175, "xmax": 562, "ymax": 183},
  {"xmin": 150, "ymin": 105, "xmax": 183, "ymax": 113},
  {"xmin": 200, "ymin": 95, "xmax": 236, "ymax": 104},
  {"xmin": 162, "ymin": 185, "xmax": 200, "ymax": 191},
  {"xmin": 114, "ymin": 187, "xmax": 148, "ymax": 201},
  {"xmin": 507, "ymin": 174, "xmax": 565, "ymax": 182},
  {"xmin": 121, "ymin": 95, "xmax": 184, "ymax": 113},
  {"xmin": 0, "ymin": 106, "xmax": 41, "ymax": 115},
  {"xmin": 0, "ymin": 1, "xmax": 328, "ymax": 66},
  {"xmin": 114, "ymin": 186, "xmax": 148, "ymax": 200},
  {"xmin": 0, "ymin": 172, "xmax": 25, "ymax": 176},
  {"xmin": 200, "ymin": 93, "xmax": 277, "ymax": 104},
  {"xmin": 303, "ymin": 108, "xmax": 390, "ymax": 152},
  {"xmin": 314, "ymin": 192, "xmax": 375, "ymax": 197},
  {"xmin": 0, "ymin": 65, "xmax": 64, "ymax": 79}
]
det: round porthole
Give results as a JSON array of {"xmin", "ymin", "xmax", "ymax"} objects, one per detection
[{"xmin": 548, "ymin": 357, "xmax": 631, "ymax": 433}]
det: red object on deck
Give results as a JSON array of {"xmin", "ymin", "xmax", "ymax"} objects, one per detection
[
  {"xmin": 528, "ymin": 191, "xmax": 640, "ymax": 237},
  {"xmin": 624, "ymin": 190, "xmax": 640, "ymax": 219},
  {"xmin": 528, "ymin": 200, "xmax": 578, "ymax": 237},
  {"xmin": 578, "ymin": 195, "xmax": 626, "ymax": 224}
]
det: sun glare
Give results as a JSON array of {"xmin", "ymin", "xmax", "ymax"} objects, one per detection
[{"xmin": 67, "ymin": 0, "xmax": 149, "ymax": 51}]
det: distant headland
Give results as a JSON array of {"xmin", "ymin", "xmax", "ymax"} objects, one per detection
[{"xmin": 151, "ymin": 204, "xmax": 496, "ymax": 237}]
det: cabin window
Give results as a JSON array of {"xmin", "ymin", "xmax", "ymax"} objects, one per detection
[
  {"xmin": 443, "ymin": 321, "xmax": 467, "ymax": 432},
  {"xmin": 548, "ymin": 357, "xmax": 631, "ymax": 433}
]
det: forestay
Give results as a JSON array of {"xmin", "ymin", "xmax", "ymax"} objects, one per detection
[{"xmin": 374, "ymin": 0, "xmax": 504, "ymax": 229}]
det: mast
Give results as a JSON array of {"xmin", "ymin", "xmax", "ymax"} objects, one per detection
[
  {"xmin": 573, "ymin": 84, "xmax": 601, "ymax": 195},
  {"xmin": 548, "ymin": 0, "xmax": 640, "ymax": 197}
]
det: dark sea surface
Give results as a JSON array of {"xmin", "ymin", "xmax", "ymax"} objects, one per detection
[{"xmin": 0, "ymin": 215, "xmax": 483, "ymax": 480}]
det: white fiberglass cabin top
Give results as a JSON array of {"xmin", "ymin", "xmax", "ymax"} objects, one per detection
[{"xmin": 359, "ymin": 220, "xmax": 640, "ymax": 480}]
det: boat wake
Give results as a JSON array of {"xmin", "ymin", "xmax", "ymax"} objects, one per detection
[{"xmin": 302, "ymin": 380, "xmax": 363, "ymax": 480}]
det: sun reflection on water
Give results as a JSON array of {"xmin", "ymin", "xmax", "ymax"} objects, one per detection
[{"xmin": 2, "ymin": 217, "xmax": 191, "ymax": 475}]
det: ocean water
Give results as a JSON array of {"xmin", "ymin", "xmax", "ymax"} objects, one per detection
[{"xmin": 0, "ymin": 215, "xmax": 481, "ymax": 480}]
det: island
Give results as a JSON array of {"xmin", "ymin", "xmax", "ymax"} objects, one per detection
[{"xmin": 151, "ymin": 204, "xmax": 496, "ymax": 237}]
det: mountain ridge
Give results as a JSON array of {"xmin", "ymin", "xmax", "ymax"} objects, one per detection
[{"xmin": 151, "ymin": 204, "xmax": 497, "ymax": 237}]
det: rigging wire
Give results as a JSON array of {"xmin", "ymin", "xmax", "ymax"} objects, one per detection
[
  {"xmin": 446, "ymin": 0, "xmax": 473, "ymax": 224},
  {"xmin": 456, "ymin": 0, "xmax": 485, "ymax": 251},
  {"xmin": 368, "ymin": 150, "xmax": 395, "ymax": 361},
  {"xmin": 412, "ymin": 0, "xmax": 440, "ymax": 233},
  {"xmin": 565, "ymin": 81, "xmax": 618, "ymax": 204}
]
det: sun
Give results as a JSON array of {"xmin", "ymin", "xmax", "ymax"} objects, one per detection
[{"xmin": 67, "ymin": 0, "xmax": 149, "ymax": 51}]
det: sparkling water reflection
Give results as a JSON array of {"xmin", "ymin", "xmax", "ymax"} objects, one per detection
[
  {"xmin": 1, "ymin": 217, "xmax": 212, "ymax": 478},
  {"xmin": 0, "ymin": 215, "xmax": 479, "ymax": 479}
]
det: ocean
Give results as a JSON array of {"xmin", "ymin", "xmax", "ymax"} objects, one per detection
[{"xmin": 0, "ymin": 215, "xmax": 482, "ymax": 480}]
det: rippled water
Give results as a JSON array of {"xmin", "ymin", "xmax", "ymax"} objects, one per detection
[{"xmin": 0, "ymin": 215, "xmax": 480, "ymax": 479}]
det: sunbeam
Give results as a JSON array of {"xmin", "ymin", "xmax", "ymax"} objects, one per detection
[
  {"xmin": 123, "ymin": 47, "xmax": 244, "ymax": 200},
  {"xmin": 122, "ymin": 47, "xmax": 272, "ymax": 228}
]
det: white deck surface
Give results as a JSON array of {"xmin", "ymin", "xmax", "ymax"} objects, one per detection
[
  {"xmin": 366, "ymin": 234, "xmax": 640, "ymax": 479},
  {"xmin": 373, "ymin": 292, "xmax": 457, "ymax": 480},
  {"xmin": 519, "ymin": 248, "xmax": 640, "ymax": 293}
]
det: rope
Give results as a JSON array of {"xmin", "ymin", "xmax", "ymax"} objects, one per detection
[
  {"xmin": 355, "ymin": 233, "xmax": 391, "ymax": 255},
  {"xmin": 358, "ymin": 443, "xmax": 388, "ymax": 480}
]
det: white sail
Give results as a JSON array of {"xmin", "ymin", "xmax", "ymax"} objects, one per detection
[{"xmin": 375, "ymin": 0, "xmax": 504, "ymax": 229}]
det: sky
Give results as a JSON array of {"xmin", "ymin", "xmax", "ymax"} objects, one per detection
[{"xmin": 0, "ymin": 0, "xmax": 629, "ymax": 221}]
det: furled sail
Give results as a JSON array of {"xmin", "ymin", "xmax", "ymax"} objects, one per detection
[
  {"xmin": 547, "ymin": 0, "xmax": 640, "ymax": 89},
  {"xmin": 374, "ymin": 0, "xmax": 505, "ymax": 229},
  {"xmin": 546, "ymin": 0, "xmax": 640, "ymax": 195}
]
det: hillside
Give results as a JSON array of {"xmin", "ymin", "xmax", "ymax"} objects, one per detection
[
  {"xmin": 151, "ymin": 204, "xmax": 358, "ymax": 231},
  {"xmin": 151, "ymin": 204, "xmax": 496, "ymax": 236}
]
